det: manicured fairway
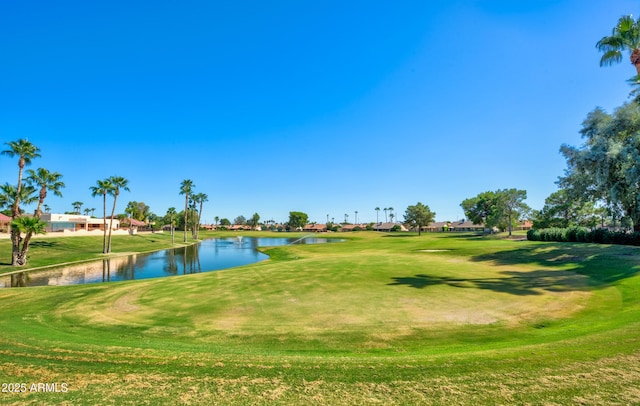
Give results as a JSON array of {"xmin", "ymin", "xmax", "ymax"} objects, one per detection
[{"xmin": 0, "ymin": 231, "xmax": 639, "ymax": 404}]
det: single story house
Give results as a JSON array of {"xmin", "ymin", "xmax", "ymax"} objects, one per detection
[
  {"xmin": 40, "ymin": 213, "xmax": 120, "ymax": 232},
  {"xmin": 304, "ymin": 224, "xmax": 327, "ymax": 232}
]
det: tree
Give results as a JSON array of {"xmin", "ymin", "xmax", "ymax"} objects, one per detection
[
  {"xmin": 90, "ymin": 179, "xmax": 112, "ymax": 254},
  {"xmin": 461, "ymin": 189, "xmax": 529, "ymax": 235},
  {"xmin": 597, "ymin": 15, "xmax": 640, "ymax": 77},
  {"xmin": 166, "ymin": 207, "xmax": 176, "ymax": 244},
  {"xmin": 71, "ymin": 201, "xmax": 83, "ymax": 215},
  {"xmin": 192, "ymin": 192, "xmax": 208, "ymax": 239},
  {"xmin": 375, "ymin": 207, "xmax": 380, "ymax": 224},
  {"xmin": 11, "ymin": 216, "xmax": 47, "ymax": 265},
  {"xmin": 497, "ymin": 189, "xmax": 530, "ymax": 236},
  {"xmin": 383, "ymin": 208, "xmax": 388, "ymax": 222},
  {"xmin": 179, "ymin": 179, "xmax": 194, "ymax": 243},
  {"xmin": 250, "ymin": 212, "xmax": 260, "ymax": 230},
  {"xmin": 288, "ymin": 211, "xmax": 308, "ymax": 231},
  {"xmin": 560, "ymin": 103, "xmax": 640, "ymax": 231},
  {"xmin": 461, "ymin": 191, "xmax": 498, "ymax": 229},
  {"xmin": 403, "ymin": 202, "xmax": 435, "ymax": 236},
  {"xmin": 233, "ymin": 215, "xmax": 246, "ymax": 225},
  {"xmin": 26, "ymin": 168, "xmax": 65, "ymax": 218},
  {"xmin": 219, "ymin": 218, "xmax": 231, "ymax": 226},
  {"xmin": 532, "ymin": 189, "xmax": 602, "ymax": 229},
  {"xmin": 2, "ymin": 139, "xmax": 41, "ymax": 265},
  {"xmin": 105, "ymin": 176, "xmax": 129, "ymax": 253}
]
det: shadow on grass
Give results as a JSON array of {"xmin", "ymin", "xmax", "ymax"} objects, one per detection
[
  {"xmin": 470, "ymin": 244, "xmax": 640, "ymax": 284},
  {"xmin": 390, "ymin": 242, "xmax": 640, "ymax": 295},
  {"xmin": 388, "ymin": 269, "xmax": 589, "ymax": 296},
  {"xmin": 30, "ymin": 241, "xmax": 59, "ymax": 248}
]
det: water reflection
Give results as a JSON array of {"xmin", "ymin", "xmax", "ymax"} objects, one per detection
[{"xmin": 1, "ymin": 237, "xmax": 338, "ymax": 288}]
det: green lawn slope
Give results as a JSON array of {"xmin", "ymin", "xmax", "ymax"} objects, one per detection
[{"xmin": 0, "ymin": 231, "xmax": 639, "ymax": 404}]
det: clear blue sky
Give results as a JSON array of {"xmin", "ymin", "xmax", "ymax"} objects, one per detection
[{"xmin": 1, "ymin": 0, "xmax": 638, "ymax": 224}]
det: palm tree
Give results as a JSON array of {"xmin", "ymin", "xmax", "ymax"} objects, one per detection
[
  {"xmin": 1, "ymin": 139, "xmax": 41, "ymax": 217},
  {"xmin": 383, "ymin": 208, "xmax": 388, "ymax": 223},
  {"xmin": 388, "ymin": 207, "xmax": 394, "ymax": 223},
  {"xmin": 2, "ymin": 139, "xmax": 41, "ymax": 266},
  {"xmin": 166, "ymin": 207, "xmax": 177, "ymax": 244},
  {"xmin": 192, "ymin": 192, "xmax": 208, "ymax": 239},
  {"xmin": 214, "ymin": 216, "xmax": 219, "ymax": 226},
  {"xmin": 375, "ymin": 207, "xmax": 380, "ymax": 224},
  {"xmin": 25, "ymin": 168, "xmax": 65, "ymax": 218},
  {"xmin": 90, "ymin": 179, "xmax": 113, "ymax": 254},
  {"xmin": 72, "ymin": 201, "xmax": 83, "ymax": 215},
  {"xmin": 11, "ymin": 216, "xmax": 47, "ymax": 266},
  {"xmin": 106, "ymin": 176, "xmax": 129, "ymax": 253},
  {"xmin": 0, "ymin": 183, "xmax": 38, "ymax": 212},
  {"xmin": 179, "ymin": 179, "xmax": 194, "ymax": 243},
  {"xmin": 597, "ymin": 15, "xmax": 640, "ymax": 77},
  {"xmin": 43, "ymin": 204, "xmax": 50, "ymax": 213},
  {"xmin": 84, "ymin": 208, "xmax": 91, "ymax": 216},
  {"xmin": 355, "ymin": 210, "xmax": 358, "ymax": 225}
]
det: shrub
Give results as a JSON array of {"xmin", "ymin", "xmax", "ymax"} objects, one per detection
[{"xmin": 527, "ymin": 227, "xmax": 640, "ymax": 246}]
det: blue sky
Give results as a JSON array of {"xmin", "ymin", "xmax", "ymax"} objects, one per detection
[{"xmin": 1, "ymin": 0, "xmax": 638, "ymax": 224}]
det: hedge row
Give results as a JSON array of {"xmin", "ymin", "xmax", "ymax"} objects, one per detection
[{"xmin": 527, "ymin": 227, "xmax": 640, "ymax": 246}]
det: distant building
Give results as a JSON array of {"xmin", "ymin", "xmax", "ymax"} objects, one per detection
[{"xmin": 40, "ymin": 213, "xmax": 120, "ymax": 233}]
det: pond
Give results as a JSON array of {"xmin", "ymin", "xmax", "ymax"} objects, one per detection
[{"xmin": 0, "ymin": 236, "xmax": 339, "ymax": 288}]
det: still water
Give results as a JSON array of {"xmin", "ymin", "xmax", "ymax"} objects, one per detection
[{"xmin": 1, "ymin": 236, "xmax": 337, "ymax": 288}]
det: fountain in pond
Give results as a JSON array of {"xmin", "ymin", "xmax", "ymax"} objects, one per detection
[{"xmin": 236, "ymin": 236, "xmax": 244, "ymax": 244}]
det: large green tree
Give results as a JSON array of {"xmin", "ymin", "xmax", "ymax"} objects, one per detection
[
  {"xmin": 2, "ymin": 139, "xmax": 41, "ymax": 265},
  {"xmin": 403, "ymin": 202, "xmax": 435, "ymax": 236},
  {"xmin": 532, "ymin": 189, "xmax": 603, "ymax": 229},
  {"xmin": 288, "ymin": 211, "xmax": 308, "ymax": 231},
  {"xmin": 461, "ymin": 189, "xmax": 529, "ymax": 235},
  {"xmin": 560, "ymin": 103, "xmax": 640, "ymax": 232},
  {"xmin": 179, "ymin": 179, "xmax": 194, "ymax": 243}
]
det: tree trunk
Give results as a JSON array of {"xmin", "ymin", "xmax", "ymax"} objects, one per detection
[
  {"xmin": 631, "ymin": 48, "xmax": 640, "ymax": 76},
  {"xmin": 10, "ymin": 228, "xmax": 22, "ymax": 266}
]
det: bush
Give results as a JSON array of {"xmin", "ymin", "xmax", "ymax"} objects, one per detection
[{"xmin": 527, "ymin": 227, "xmax": 640, "ymax": 246}]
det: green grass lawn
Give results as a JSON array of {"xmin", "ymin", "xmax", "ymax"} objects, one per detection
[{"xmin": 0, "ymin": 231, "xmax": 639, "ymax": 404}]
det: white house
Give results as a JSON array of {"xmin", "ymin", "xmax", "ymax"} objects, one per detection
[{"xmin": 40, "ymin": 213, "xmax": 120, "ymax": 233}]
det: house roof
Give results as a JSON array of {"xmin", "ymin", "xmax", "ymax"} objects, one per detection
[{"xmin": 0, "ymin": 213, "xmax": 11, "ymax": 222}]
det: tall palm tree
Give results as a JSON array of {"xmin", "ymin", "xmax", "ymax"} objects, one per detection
[
  {"xmin": 597, "ymin": 15, "xmax": 640, "ymax": 76},
  {"xmin": 106, "ymin": 176, "xmax": 129, "ymax": 253},
  {"xmin": 179, "ymin": 179, "xmax": 194, "ymax": 243},
  {"xmin": 383, "ymin": 208, "xmax": 388, "ymax": 223},
  {"xmin": 1, "ymin": 139, "xmax": 41, "ymax": 217},
  {"xmin": 192, "ymin": 192, "xmax": 208, "ymax": 239},
  {"xmin": 90, "ymin": 178, "xmax": 113, "ymax": 254},
  {"xmin": 166, "ymin": 207, "xmax": 177, "ymax": 244},
  {"xmin": 375, "ymin": 207, "xmax": 380, "ymax": 224},
  {"xmin": 2, "ymin": 139, "xmax": 41, "ymax": 266},
  {"xmin": 388, "ymin": 207, "xmax": 394, "ymax": 223},
  {"xmin": 25, "ymin": 168, "xmax": 65, "ymax": 218}
]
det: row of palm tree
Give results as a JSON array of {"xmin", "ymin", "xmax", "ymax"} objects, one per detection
[
  {"xmin": 178, "ymin": 179, "xmax": 208, "ymax": 242},
  {"xmin": 374, "ymin": 207, "xmax": 395, "ymax": 224},
  {"xmin": 89, "ymin": 176, "xmax": 130, "ymax": 254},
  {"xmin": 1, "ymin": 139, "xmax": 60, "ymax": 266}
]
